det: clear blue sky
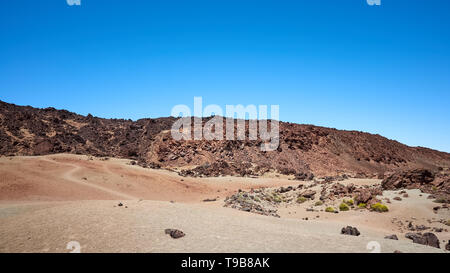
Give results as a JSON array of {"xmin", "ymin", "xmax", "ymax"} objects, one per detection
[{"xmin": 1, "ymin": 0, "xmax": 449, "ymax": 152}]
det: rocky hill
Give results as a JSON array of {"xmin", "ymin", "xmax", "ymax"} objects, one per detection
[{"xmin": 1, "ymin": 100, "xmax": 449, "ymax": 178}]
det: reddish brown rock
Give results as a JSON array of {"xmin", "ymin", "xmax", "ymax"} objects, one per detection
[
  {"xmin": 354, "ymin": 189, "xmax": 372, "ymax": 204},
  {"xmin": 382, "ymin": 169, "xmax": 434, "ymax": 190}
]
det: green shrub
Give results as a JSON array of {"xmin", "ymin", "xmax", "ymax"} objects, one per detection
[
  {"xmin": 339, "ymin": 203, "xmax": 350, "ymax": 211},
  {"xmin": 297, "ymin": 196, "xmax": 308, "ymax": 204},
  {"xmin": 236, "ymin": 193, "xmax": 246, "ymax": 202},
  {"xmin": 371, "ymin": 203, "xmax": 389, "ymax": 212},
  {"xmin": 314, "ymin": 201, "xmax": 323, "ymax": 206},
  {"xmin": 344, "ymin": 199, "xmax": 354, "ymax": 206},
  {"xmin": 357, "ymin": 203, "xmax": 367, "ymax": 208},
  {"xmin": 273, "ymin": 194, "xmax": 282, "ymax": 203},
  {"xmin": 325, "ymin": 207, "xmax": 335, "ymax": 213}
]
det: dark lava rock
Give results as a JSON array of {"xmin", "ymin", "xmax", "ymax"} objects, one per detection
[
  {"xmin": 341, "ymin": 226, "xmax": 360, "ymax": 236},
  {"xmin": 384, "ymin": 234, "xmax": 399, "ymax": 240},
  {"xmin": 415, "ymin": 225, "xmax": 429, "ymax": 231},
  {"xmin": 278, "ymin": 186, "xmax": 294, "ymax": 193},
  {"xmin": 294, "ymin": 172, "xmax": 314, "ymax": 181},
  {"xmin": 445, "ymin": 241, "xmax": 450, "ymax": 251},
  {"xmin": 405, "ymin": 232, "xmax": 440, "ymax": 248},
  {"xmin": 118, "ymin": 202, "xmax": 123, "ymax": 207},
  {"xmin": 165, "ymin": 229, "xmax": 185, "ymax": 239}
]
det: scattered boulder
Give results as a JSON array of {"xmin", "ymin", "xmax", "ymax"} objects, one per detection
[
  {"xmin": 405, "ymin": 232, "xmax": 440, "ymax": 248},
  {"xmin": 278, "ymin": 186, "xmax": 294, "ymax": 193},
  {"xmin": 415, "ymin": 225, "xmax": 429, "ymax": 231},
  {"xmin": 341, "ymin": 226, "xmax": 360, "ymax": 236},
  {"xmin": 384, "ymin": 234, "xmax": 399, "ymax": 240},
  {"xmin": 299, "ymin": 190, "xmax": 316, "ymax": 199},
  {"xmin": 165, "ymin": 229, "xmax": 185, "ymax": 239},
  {"xmin": 432, "ymin": 227, "xmax": 443, "ymax": 232}
]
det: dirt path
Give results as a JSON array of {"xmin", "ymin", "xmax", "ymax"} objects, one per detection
[{"xmin": 41, "ymin": 158, "xmax": 138, "ymax": 200}]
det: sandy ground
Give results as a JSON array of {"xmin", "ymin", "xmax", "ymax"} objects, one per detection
[{"xmin": 0, "ymin": 154, "xmax": 449, "ymax": 253}]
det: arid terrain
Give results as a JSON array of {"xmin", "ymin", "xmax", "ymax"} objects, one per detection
[
  {"xmin": 0, "ymin": 101, "xmax": 449, "ymax": 253},
  {"xmin": 0, "ymin": 154, "xmax": 449, "ymax": 253}
]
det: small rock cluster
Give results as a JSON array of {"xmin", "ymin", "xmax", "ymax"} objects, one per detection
[
  {"xmin": 223, "ymin": 180, "xmax": 389, "ymax": 217},
  {"xmin": 223, "ymin": 188, "xmax": 284, "ymax": 217}
]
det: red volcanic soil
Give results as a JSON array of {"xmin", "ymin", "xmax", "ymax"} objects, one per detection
[{"xmin": 1, "ymin": 100, "xmax": 449, "ymax": 177}]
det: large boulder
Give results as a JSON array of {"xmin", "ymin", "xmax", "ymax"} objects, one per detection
[
  {"xmin": 354, "ymin": 189, "xmax": 372, "ymax": 204},
  {"xmin": 405, "ymin": 232, "xmax": 440, "ymax": 248},
  {"xmin": 382, "ymin": 169, "xmax": 434, "ymax": 190},
  {"xmin": 341, "ymin": 226, "xmax": 360, "ymax": 236},
  {"xmin": 432, "ymin": 173, "xmax": 450, "ymax": 194}
]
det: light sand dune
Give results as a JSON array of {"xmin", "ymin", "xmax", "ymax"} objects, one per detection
[{"xmin": 0, "ymin": 154, "xmax": 448, "ymax": 253}]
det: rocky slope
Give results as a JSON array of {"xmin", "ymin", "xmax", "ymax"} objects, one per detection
[
  {"xmin": 381, "ymin": 168, "xmax": 450, "ymax": 199},
  {"xmin": 1, "ymin": 100, "xmax": 450, "ymax": 178}
]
